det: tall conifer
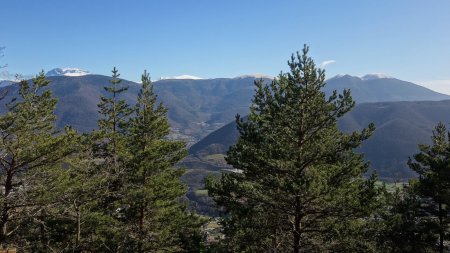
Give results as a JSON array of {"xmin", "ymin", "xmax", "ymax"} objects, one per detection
[
  {"xmin": 207, "ymin": 45, "xmax": 377, "ymax": 252},
  {"xmin": 91, "ymin": 67, "xmax": 133, "ymax": 251},
  {"xmin": 408, "ymin": 122, "xmax": 450, "ymax": 253},
  {"xmin": 124, "ymin": 71, "xmax": 204, "ymax": 252}
]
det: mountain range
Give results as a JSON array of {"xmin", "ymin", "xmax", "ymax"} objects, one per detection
[
  {"xmin": 1, "ymin": 69, "xmax": 450, "ymax": 214},
  {"xmin": 325, "ymin": 74, "xmax": 450, "ymax": 102},
  {"xmin": 0, "ymin": 69, "xmax": 449, "ymax": 181}
]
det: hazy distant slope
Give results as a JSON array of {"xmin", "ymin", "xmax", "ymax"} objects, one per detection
[
  {"xmin": 324, "ymin": 75, "xmax": 450, "ymax": 102},
  {"xmin": 0, "ymin": 75, "xmax": 267, "ymax": 142},
  {"xmin": 190, "ymin": 100, "xmax": 450, "ymax": 180}
]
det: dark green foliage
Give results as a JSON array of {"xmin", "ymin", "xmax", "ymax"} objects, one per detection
[
  {"xmin": 84, "ymin": 67, "xmax": 135, "ymax": 251},
  {"xmin": 123, "ymin": 71, "xmax": 205, "ymax": 252},
  {"xmin": 190, "ymin": 100, "xmax": 450, "ymax": 181},
  {"xmin": 98, "ymin": 67, "xmax": 132, "ymax": 136},
  {"xmin": 376, "ymin": 184, "xmax": 437, "ymax": 253},
  {"xmin": 206, "ymin": 46, "xmax": 379, "ymax": 252},
  {"xmin": 38, "ymin": 135, "xmax": 121, "ymax": 252},
  {"xmin": 6, "ymin": 53, "xmax": 450, "ymax": 252},
  {"xmin": 372, "ymin": 123, "xmax": 450, "ymax": 253},
  {"xmin": 0, "ymin": 72, "xmax": 78, "ymax": 250},
  {"xmin": 6, "ymin": 68, "xmax": 206, "ymax": 252},
  {"xmin": 96, "ymin": 67, "xmax": 133, "ymax": 162},
  {"xmin": 406, "ymin": 122, "xmax": 450, "ymax": 252}
]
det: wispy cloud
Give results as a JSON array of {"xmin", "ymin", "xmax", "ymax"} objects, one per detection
[
  {"xmin": 418, "ymin": 80, "xmax": 450, "ymax": 95},
  {"xmin": 319, "ymin": 60, "xmax": 336, "ymax": 68},
  {"xmin": 0, "ymin": 70, "xmax": 33, "ymax": 81}
]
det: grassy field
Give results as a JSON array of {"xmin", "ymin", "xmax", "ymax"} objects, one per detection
[
  {"xmin": 376, "ymin": 181, "xmax": 407, "ymax": 193},
  {"xmin": 204, "ymin": 154, "xmax": 226, "ymax": 160},
  {"xmin": 195, "ymin": 189, "xmax": 209, "ymax": 197}
]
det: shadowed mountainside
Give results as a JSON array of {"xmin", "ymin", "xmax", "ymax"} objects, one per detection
[{"xmin": 189, "ymin": 99, "xmax": 450, "ymax": 180}]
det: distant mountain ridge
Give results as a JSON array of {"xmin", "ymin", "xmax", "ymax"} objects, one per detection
[
  {"xmin": 189, "ymin": 99, "xmax": 450, "ymax": 180},
  {"xmin": 159, "ymin": 75, "xmax": 204, "ymax": 80},
  {"xmin": 324, "ymin": 74, "xmax": 450, "ymax": 102},
  {"xmin": 0, "ymin": 73, "xmax": 448, "ymax": 146},
  {"xmin": 1, "ymin": 72, "xmax": 449, "ymax": 201}
]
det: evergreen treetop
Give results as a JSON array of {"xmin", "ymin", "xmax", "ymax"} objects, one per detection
[
  {"xmin": 408, "ymin": 122, "xmax": 450, "ymax": 253},
  {"xmin": 207, "ymin": 45, "xmax": 377, "ymax": 252}
]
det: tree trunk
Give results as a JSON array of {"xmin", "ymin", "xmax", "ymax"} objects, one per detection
[
  {"xmin": 139, "ymin": 205, "xmax": 144, "ymax": 231},
  {"xmin": 137, "ymin": 168, "xmax": 147, "ymax": 253},
  {"xmin": 76, "ymin": 207, "xmax": 81, "ymax": 246},
  {"xmin": 0, "ymin": 171, "xmax": 13, "ymax": 244},
  {"xmin": 293, "ymin": 196, "xmax": 301, "ymax": 253},
  {"xmin": 439, "ymin": 202, "xmax": 444, "ymax": 253}
]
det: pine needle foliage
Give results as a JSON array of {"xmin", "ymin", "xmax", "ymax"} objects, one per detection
[
  {"xmin": 0, "ymin": 72, "xmax": 78, "ymax": 250},
  {"xmin": 207, "ymin": 45, "xmax": 378, "ymax": 252}
]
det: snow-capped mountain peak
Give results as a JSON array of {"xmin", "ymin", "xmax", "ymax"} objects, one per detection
[
  {"xmin": 361, "ymin": 73, "xmax": 392, "ymax": 80},
  {"xmin": 46, "ymin": 68, "xmax": 90, "ymax": 77},
  {"xmin": 159, "ymin": 75, "xmax": 204, "ymax": 80}
]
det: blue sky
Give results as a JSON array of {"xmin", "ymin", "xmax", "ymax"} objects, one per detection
[{"xmin": 1, "ymin": 0, "xmax": 450, "ymax": 92}]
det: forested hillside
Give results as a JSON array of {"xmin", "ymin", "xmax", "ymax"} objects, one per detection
[
  {"xmin": 190, "ymin": 99, "xmax": 450, "ymax": 180},
  {"xmin": 0, "ymin": 73, "xmax": 447, "ymax": 145}
]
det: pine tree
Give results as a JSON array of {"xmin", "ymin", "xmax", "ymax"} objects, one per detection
[
  {"xmin": 90, "ymin": 67, "xmax": 133, "ymax": 251},
  {"xmin": 31, "ymin": 135, "xmax": 109, "ymax": 252},
  {"xmin": 206, "ymin": 45, "xmax": 377, "ymax": 252},
  {"xmin": 97, "ymin": 67, "xmax": 132, "ymax": 163},
  {"xmin": 95, "ymin": 66, "xmax": 132, "ymax": 207},
  {"xmin": 0, "ymin": 72, "xmax": 78, "ymax": 249},
  {"xmin": 408, "ymin": 122, "xmax": 450, "ymax": 253},
  {"xmin": 376, "ymin": 184, "xmax": 437, "ymax": 253},
  {"xmin": 124, "ymin": 71, "xmax": 204, "ymax": 252}
]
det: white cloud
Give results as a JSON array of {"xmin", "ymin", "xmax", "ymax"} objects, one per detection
[
  {"xmin": 418, "ymin": 80, "xmax": 450, "ymax": 95},
  {"xmin": 319, "ymin": 60, "xmax": 336, "ymax": 68}
]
